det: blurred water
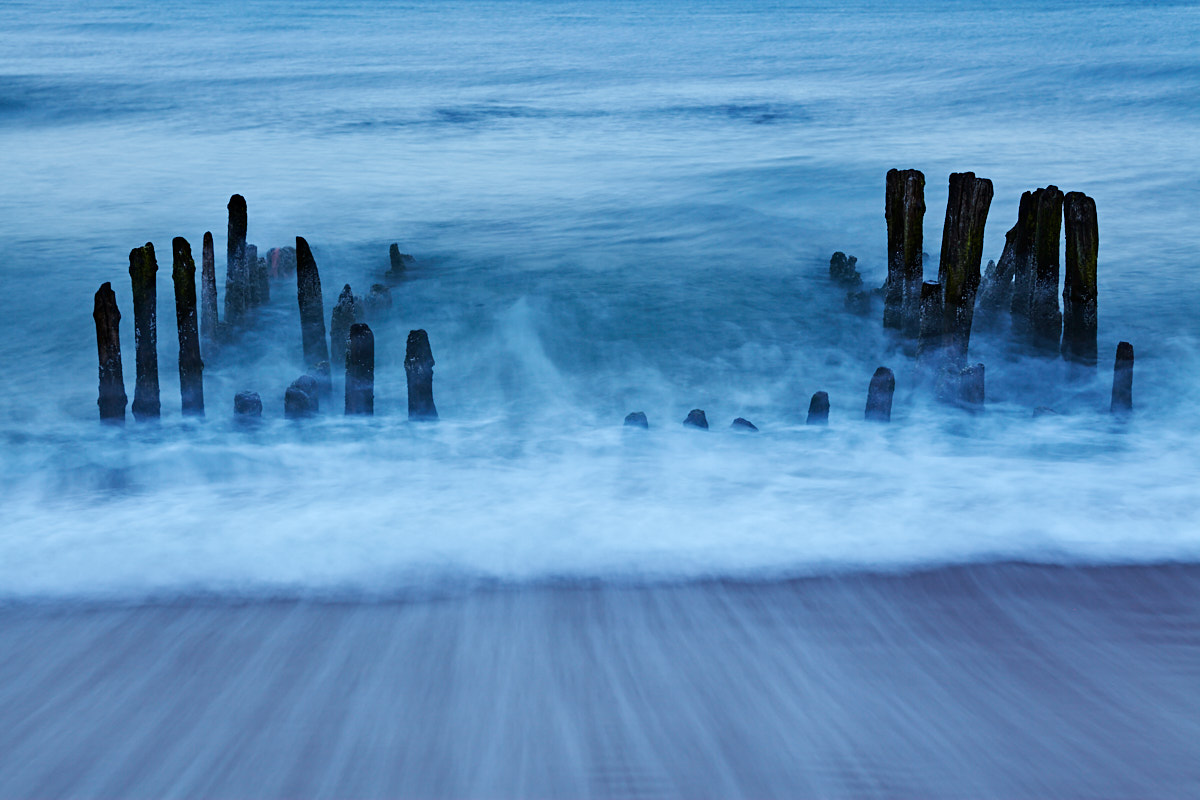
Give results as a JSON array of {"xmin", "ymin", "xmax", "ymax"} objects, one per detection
[{"xmin": 1, "ymin": 0, "xmax": 1199, "ymax": 595}]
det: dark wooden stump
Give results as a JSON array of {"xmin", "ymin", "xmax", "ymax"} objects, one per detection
[
  {"xmin": 915, "ymin": 280, "xmax": 944, "ymax": 376},
  {"xmin": 295, "ymin": 236, "xmax": 331, "ymax": 393},
  {"xmin": 865, "ymin": 366, "xmax": 895, "ymax": 422},
  {"xmin": 730, "ymin": 417, "xmax": 758, "ymax": 432},
  {"xmin": 128, "ymin": 242, "xmax": 160, "ymax": 421},
  {"xmin": 224, "ymin": 194, "xmax": 248, "ymax": 328},
  {"xmin": 829, "ymin": 252, "xmax": 862, "ymax": 287},
  {"xmin": 683, "ymin": 409, "xmax": 708, "ymax": 429},
  {"xmin": 389, "ymin": 243, "xmax": 414, "ymax": 275},
  {"xmin": 405, "ymin": 329, "xmax": 438, "ymax": 420},
  {"xmin": 285, "ymin": 375, "xmax": 320, "ymax": 418},
  {"xmin": 1005, "ymin": 190, "xmax": 1039, "ymax": 334},
  {"xmin": 1111, "ymin": 341, "xmax": 1133, "ymax": 414},
  {"xmin": 938, "ymin": 172, "xmax": 993, "ymax": 368},
  {"xmin": 806, "ymin": 391, "xmax": 829, "ymax": 425},
  {"xmin": 1062, "ymin": 191, "xmax": 1098, "ymax": 366},
  {"xmin": 1029, "ymin": 186, "xmax": 1065, "ymax": 351},
  {"xmin": 330, "ymin": 284, "xmax": 357, "ymax": 367},
  {"xmin": 234, "ymin": 391, "xmax": 262, "ymax": 416},
  {"xmin": 171, "ymin": 237, "xmax": 204, "ymax": 416},
  {"xmin": 200, "ymin": 231, "xmax": 218, "ymax": 351},
  {"xmin": 345, "ymin": 323, "xmax": 374, "ymax": 415},
  {"xmin": 93, "ymin": 282, "xmax": 127, "ymax": 422},
  {"xmin": 884, "ymin": 168, "xmax": 925, "ymax": 337},
  {"xmin": 624, "ymin": 411, "xmax": 648, "ymax": 428}
]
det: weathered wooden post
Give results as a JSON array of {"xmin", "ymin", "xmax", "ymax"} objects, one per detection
[
  {"xmin": 807, "ymin": 391, "xmax": 829, "ymax": 425},
  {"xmin": 330, "ymin": 284, "xmax": 360, "ymax": 367},
  {"xmin": 938, "ymin": 172, "xmax": 993, "ymax": 368},
  {"xmin": 295, "ymin": 236, "xmax": 331, "ymax": 395},
  {"xmin": 405, "ymin": 329, "xmax": 438, "ymax": 420},
  {"xmin": 683, "ymin": 409, "xmax": 708, "ymax": 429},
  {"xmin": 224, "ymin": 194, "xmax": 248, "ymax": 328},
  {"xmin": 93, "ymin": 282, "xmax": 127, "ymax": 422},
  {"xmin": 285, "ymin": 375, "xmax": 320, "ymax": 418},
  {"xmin": 200, "ymin": 231, "xmax": 218, "ymax": 349},
  {"xmin": 978, "ymin": 192, "xmax": 1035, "ymax": 328},
  {"xmin": 1062, "ymin": 191, "xmax": 1098, "ymax": 366},
  {"xmin": 249, "ymin": 244, "xmax": 269, "ymax": 308},
  {"xmin": 730, "ymin": 417, "xmax": 758, "ymax": 431},
  {"xmin": 129, "ymin": 242, "xmax": 160, "ymax": 420},
  {"xmin": 865, "ymin": 367, "xmax": 895, "ymax": 422},
  {"xmin": 1005, "ymin": 191, "xmax": 1039, "ymax": 334},
  {"xmin": 1111, "ymin": 342, "xmax": 1134, "ymax": 414},
  {"xmin": 884, "ymin": 169, "xmax": 925, "ymax": 337},
  {"xmin": 624, "ymin": 411, "xmax": 648, "ymax": 428},
  {"xmin": 234, "ymin": 391, "xmax": 262, "ymax": 416},
  {"xmin": 345, "ymin": 323, "xmax": 374, "ymax": 415},
  {"xmin": 389, "ymin": 243, "xmax": 414, "ymax": 275},
  {"xmin": 915, "ymin": 280, "xmax": 944, "ymax": 376},
  {"xmin": 1029, "ymin": 186, "xmax": 1065, "ymax": 351},
  {"xmin": 172, "ymin": 237, "xmax": 204, "ymax": 416}
]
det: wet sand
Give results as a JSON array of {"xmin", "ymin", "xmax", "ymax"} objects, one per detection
[{"xmin": 2, "ymin": 562, "xmax": 1198, "ymax": 798}]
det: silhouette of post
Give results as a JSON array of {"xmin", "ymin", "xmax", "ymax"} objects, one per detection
[
  {"xmin": 865, "ymin": 367, "xmax": 895, "ymax": 422},
  {"xmin": 405, "ymin": 329, "xmax": 438, "ymax": 420},
  {"xmin": 1006, "ymin": 191, "xmax": 1039, "ymax": 335},
  {"xmin": 884, "ymin": 168, "xmax": 925, "ymax": 337},
  {"xmin": 93, "ymin": 282, "xmax": 127, "ymax": 422},
  {"xmin": 200, "ymin": 231, "xmax": 218, "ymax": 349},
  {"xmin": 172, "ymin": 237, "xmax": 204, "ymax": 416},
  {"xmin": 345, "ymin": 323, "xmax": 374, "ymax": 415},
  {"xmin": 1062, "ymin": 191, "xmax": 1098, "ymax": 366},
  {"xmin": 129, "ymin": 242, "xmax": 160, "ymax": 420},
  {"xmin": 1029, "ymin": 186, "xmax": 1065, "ymax": 351},
  {"xmin": 224, "ymin": 194, "xmax": 248, "ymax": 328},
  {"xmin": 330, "ymin": 284, "xmax": 358, "ymax": 367},
  {"xmin": 295, "ymin": 236, "xmax": 331, "ymax": 394},
  {"xmin": 938, "ymin": 172, "xmax": 993, "ymax": 368},
  {"xmin": 1111, "ymin": 342, "xmax": 1134, "ymax": 415},
  {"xmin": 806, "ymin": 391, "xmax": 829, "ymax": 425},
  {"xmin": 683, "ymin": 409, "xmax": 708, "ymax": 429}
]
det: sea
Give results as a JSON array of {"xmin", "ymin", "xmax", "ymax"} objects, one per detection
[{"xmin": 1, "ymin": 1, "xmax": 1198, "ymax": 796}]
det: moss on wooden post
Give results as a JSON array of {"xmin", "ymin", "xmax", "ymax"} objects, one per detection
[
  {"xmin": 938, "ymin": 172, "xmax": 993, "ymax": 368},
  {"xmin": 884, "ymin": 168, "xmax": 925, "ymax": 337},
  {"xmin": 1062, "ymin": 191, "xmax": 1098, "ymax": 366}
]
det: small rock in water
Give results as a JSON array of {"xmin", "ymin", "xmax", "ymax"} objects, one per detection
[
  {"xmin": 683, "ymin": 409, "xmax": 709, "ymax": 429},
  {"xmin": 234, "ymin": 391, "xmax": 262, "ymax": 417},
  {"xmin": 730, "ymin": 417, "xmax": 758, "ymax": 432},
  {"xmin": 624, "ymin": 411, "xmax": 649, "ymax": 428},
  {"xmin": 807, "ymin": 391, "xmax": 830, "ymax": 425}
]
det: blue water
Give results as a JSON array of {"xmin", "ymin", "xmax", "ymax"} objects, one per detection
[{"xmin": 2, "ymin": 0, "xmax": 1200, "ymax": 598}]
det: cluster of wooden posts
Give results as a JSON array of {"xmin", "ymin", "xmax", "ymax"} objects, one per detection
[
  {"xmin": 826, "ymin": 170, "xmax": 1134, "ymax": 423},
  {"xmin": 92, "ymin": 194, "xmax": 436, "ymax": 423},
  {"xmin": 95, "ymin": 177, "xmax": 1135, "ymax": 429}
]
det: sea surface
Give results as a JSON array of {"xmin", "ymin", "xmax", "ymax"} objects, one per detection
[{"xmin": 1, "ymin": 1, "xmax": 1198, "ymax": 796}]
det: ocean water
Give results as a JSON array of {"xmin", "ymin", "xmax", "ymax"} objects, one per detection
[{"xmin": 2, "ymin": 0, "xmax": 1200, "ymax": 599}]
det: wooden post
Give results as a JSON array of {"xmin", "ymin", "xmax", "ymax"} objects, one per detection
[
  {"xmin": 93, "ymin": 282, "xmax": 127, "ymax": 422},
  {"xmin": 200, "ymin": 231, "xmax": 218, "ymax": 350},
  {"xmin": 938, "ymin": 172, "xmax": 993, "ymax": 368},
  {"xmin": 806, "ymin": 391, "xmax": 829, "ymax": 425},
  {"xmin": 1062, "ymin": 192, "xmax": 1098, "ymax": 366},
  {"xmin": 1029, "ymin": 186, "xmax": 1065, "ymax": 351},
  {"xmin": 285, "ymin": 375, "xmax": 320, "ymax": 418},
  {"xmin": 172, "ymin": 237, "xmax": 204, "ymax": 416},
  {"xmin": 978, "ymin": 192, "xmax": 1035, "ymax": 327},
  {"xmin": 624, "ymin": 412, "xmax": 648, "ymax": 428},
  {"xmin": 1111, "ymin": 342, "xmax": 1133, "ymax": 414},
  {"xmin": 295, "ymin": 236, "xmax": 331, "ymax": 393},
  {"xmin": 330, "ymin": 284, "xmax": 357, "ymax": 366},
  {"xmin": 683, "ymin": 409, "xmax": 708, "ymax": 429},
  {"xmin": 865, "ymin": 367, "xmax": 895, "ymax": 422},
  {"xmin": 1006, "ymin": 190, "xmax": 1039, "ymax": 334},
  {"xmin": 389, "ymin": 243, "xmax": 414, "ymax": 275},
  {"xmin": 129, "ymin": 242, "xmax": 160, "ymax": 420},
  {"xmin": 405, "ymin": 329, "xmax": 438, "ymax": 420},
  {"xmin": 234, "ymin": 391, "xmax": 262, "ymax": 416},
  {"xmin": 345, "ymin": 323, "xmax": 374, "ymax": 415},
  {"xmin": 884, "ymin": 168, "xmax": 925, "ymax": 337},
  {"xmin": 915, "ymin": 280, "xmax": 944, "ymax": 375},
  {"xmin": 730, "ymin": 417, "xmax": 758, "ymax": 431},
  {"xmin": 224, "ymin": 194, "xmax": 248, "ymax": 328}
]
